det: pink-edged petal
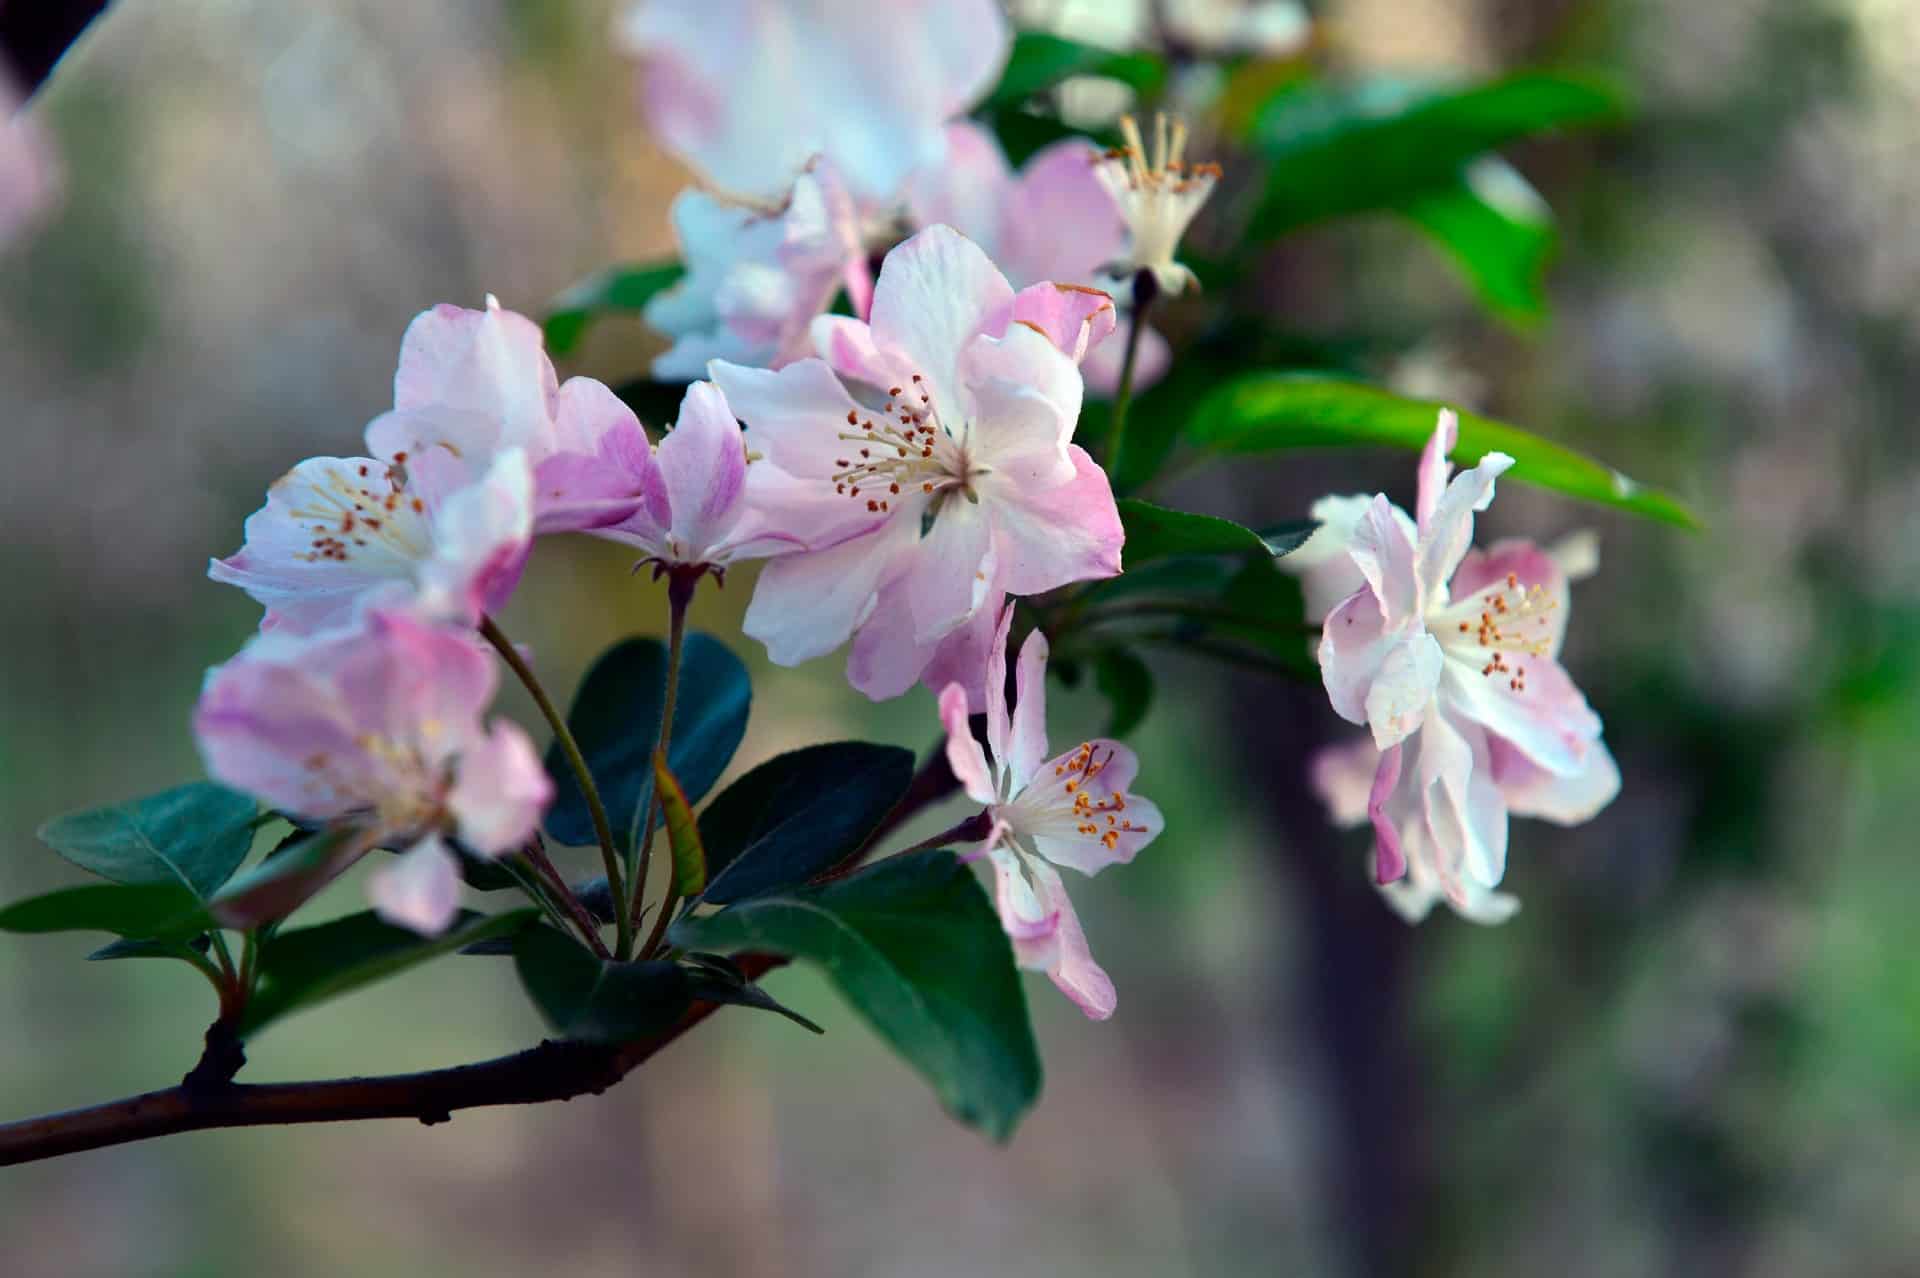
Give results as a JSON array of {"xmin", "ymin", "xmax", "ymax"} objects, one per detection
[
  {"xmin": 1018, "ymin": 738, "xmax": 1160, "ymax": 875},
  {"xmin": 1488, "ymin": 732, "xmax": 1621, "ymax": 825},
  {"xmin": 391, "ymin": 298, "xmax": 558, "ymax": 448},
  {"xmin": 990, "ymin": 844, "xmax": 1062, "ymax": 961},
  {"xmin": 962, "ymin": 319, "xmax": 1085, "ymax": 463},
  {"xmin": 1417, "ymin": 449, "xmax": 1514, "ymax": 597},
  {"xmin": 447, "ymin": 721, "xmax": 552, "ymax": 856},
  {"xmin": 707, "ymin": 357, "xmax": 867, "ymax": 479},
  {"xmin": 1080, "ymin": 321, "xmax": 1170, "ymax": 397},
  {"xmin": 940, "ymin": 682, "xmax": 997, "ymax": 805},
  {"xmin": 1368, "ymin": 743, "xmax": 1408, "ymax": 883},
  {"xmin": 1437, "ymin": 653, "xmax": 1600, "ymax": 778},
  {"xmin": 1286, "ymin": 494, "xmax": 1417, "ymax": 624},
  {"xmin": 1007, "ymin": 625, "xmax": 1050, "ymax": 793},
  {"xmin": 908, "ymin": 121, "xmax": 1015, "ymax": 250},
  {"xmin": 533, "ymin": 377, "xmax": 652, "ymax": 533},
  {"xmin": 656, "ymin": 380, "xmax": 749, "ymax": 559},
  {"xmin": 997, "ymin": 138, "xmax": 1127, "ymax": 286},
  {"xmin": 343, "ymin": 611, "xmax": 498, "ymax": 763},
  {"xmin": 916, "ymin": 589, "xmax": 1007, "ymax": 711},
  {"xmin": 1309, "ymin": 737, "xmax": 1381, "ymax": 829},
  {"xmin": 845, "ymin": 573, "xmax": 942, "ymax": 704},
  {"xmin": 1448, "ymin": 538, "xmax": 1571, "ymax": 658},
  {"xmin": 414, "ymin": 449, "xmax": 534, "ymax": 625},
  {"xmin": 194, "ymin": 660, "xmax": 371, "ymax": 820},
  {"xmin": 1348, "ymin": 493, "xmax": 1421, "ymax": 626},
  {"xmin": 742, "ymin": 514, "xmax": 913, "ymax": 665},
  {"xmin": 867, "ymin": 225, "xmax": 1016, "ymax": 419},
  {"xmin": 368, "ymin": 834, "xmax": 464, "ymax": 935},
  {"xmin": 1416, "ymin": 709, "xmax": 1509, "ymax": 891},
  {"xmin": 1363, "ymin": 631, "xmax": 1441, "ymax": 750},
  {"xmin": 983, "ymin": 602, "xmax": 1015, "ymax": 767},
  {"xmin": 985, "ymin": 444, "xmax": 1124, "ymax": 596},
  {"xmin": 1319, "ymin": 588, "xmax": 1392, "ymax": 728},
  {"xmin": 1415, "ymin": 407, "xmax": 1457, "ymax": 533},
  {"xmin": 987, "ymin": 283, "xmax": 1118, "ymax": 366},
  {"xmin": 1027, "ymin": 860, "xmax": 1116, "ymax": 1020}
]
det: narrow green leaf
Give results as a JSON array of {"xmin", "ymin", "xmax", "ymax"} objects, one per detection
[
  {"xmin": 1249, "ymin": 71, "xmax": 1628, "ymax": 236},
  {"xmin": 1402, "ymin": 157, "xmax": 1555, "ymax": 326},
  {"xmin": 986, "ymin": 32, "xmax": 1165, "ymax": 109},
  {"xmin": 242, "ymin": 908, "xmax": 538, "ymax": 1035},
  {"xmin": 544, "ymin": 633, "xmax": 751, "ymax": 858},
  {"xmin": 544, "ymin": 261, "xmax": 684, "ymax": 356},
  {"xmin": 1094, "ymin": 648, "xmax": 1155, "ymax": 737},
  {"xmin": 653, "ymin": 752, "xmax": 707, "ymax": 898},
  {"xmin": 1119, "ymin": 497, "xmax": 1310, "ymax": 564},
  {"xmin": 207, "ymin": 827, "xmax": 368, "ymax": 930},
  {"xmin": 699, "ymin": 742, "xmax": 916, "ymax": 905},
  {"xmin": 88, "ymin": 937, "xmax": 207, "ymax": 963},
  {"xmin": 670, "ymin": 851, "xmax": 1042, "ymax": 1141},
  {"xmin": 513, "ymin": 924, "xmax": 692, "ymax": 1044},
  {"xmin": 1188, "ymin": 374, "xmax": 1698, "ymax": 527},
  {"xmin": 37, "ymin": 782, "xmax": 257, "ymax": 900},
  {"xmin": 684, "ymin": 966, "xmax": 825, "ymax": 1035},
  {"xmin": 0, "ymin": 882, "xmax": 204, "ymax": 940}
]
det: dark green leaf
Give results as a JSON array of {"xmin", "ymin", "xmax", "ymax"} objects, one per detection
[
  {"xmin": 986, "ymin": 32, "xmax": 1165, "ymax": 110},
  {"xmin": 1119, "ymin": 497, "xmax": 1308, "ymax": 564},
  {"xmin": 544, "ymin": 261, "xmax": 684, "ymax": 356},
  {"xmin": 670, "ymin": 851, "xmax": 1042, "ymax": 1141},
  {"xmin": 544, "ymin": 633, "xmax": 751, "ymax": 857},
  {"xmin": 1094, "ymin": 648, "xmax": 1154, "ymax": 737},
  {"xmin": 513, "ymin": 924, "xmax": 692, "ymax": 1044},
  {"xmin": 37, "ymin": 782, "xmax": 257, "ymax": 900},
  {"xmin": 87, "ymin": 937, "xmax": 207, "ymax": 962},
  {"xmin": 1188, "ymin": 374, "xmax": 1698, "ymax": 527},
  {"xmin": 207, "ymin": 827, "xmax": 367, "ymax": 930},
  {"xmin": 1402, "ymin": 157, "xmax": 1555, "ymax": 326},
  {"xmin": 1084, "ymin": 356, "xmax": 1235, "ymax": 495},
  {"xmin": 699, "ymin": 742, "xmax": 916, "ymax": 905},
  {"xmin": 1249, "ymin": 72, "xmax": 1627, "ymax": 236},
  {"xmin": 684, "ymin": 967, "xmax": 825, "ymax": 1034},
  {"xmin": 0, "ymin": 882, "xmax": 205, "ymax": 940},
  {"xmin": 653, "ymin": 752, "xmax": 706, "ymax": 897},
  {"xmin": 242, "ymin": 908, "xmax": 538, "ymax": 1034}
]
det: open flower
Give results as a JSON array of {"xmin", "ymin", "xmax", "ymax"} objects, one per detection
[
  {"xmin": 619, "ymin": 0, "xmax": 1010, "ymax": 204},
  {"xmin": 1093, "ymin": 114, "xmax": 1220, "ymax": 300},
  {"xmin": 910, "ymin": 123, "xmax": 1159, "ymax": 392},
  {"xmin": 194, "ymin": 609, "xmax": 551, "ymax": 933},
  {"xmin": 593, "ymin": 380, "xmax": 822, "ymax": 578},
  {"xmin": 1311, "ymin": 410, "xmax": 1617, "ymax": 915},
  {"xmin": 709, "ymin": 225, "xmax": 1124, "ymax": 705},
  {"xmin": 940, "ymin": 610, "xmax": 1163, "ymax": 1019},
  {"xmin": 210, "ymin": 446, "xmax": 535, "ymax": 634},
  {"xmin": 647, "ymin": 163, "xmax": 870, "ymax": 381}
]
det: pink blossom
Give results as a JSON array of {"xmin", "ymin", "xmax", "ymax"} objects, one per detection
[
  {"xmin": 619, "ymin": 0, "xmax": 1010, "ymax": 204},
  {"xmin": 940, "ymin": 610, "xmax": 1162, "ymax": 1019},
  {"xmin": 194, "ymin": 609, "xmax": 551, "ymax": 933},
  {"xmin": 0, "ymin": 72, "xmax": 59, "ymax": 249},
  {"xmin": 1308, "ymin": 410, "xmax": 1618, "ymax": 918},
  {"xmin": 709, "ymin": 226, "xmax": 1124, "ymax": 705}
]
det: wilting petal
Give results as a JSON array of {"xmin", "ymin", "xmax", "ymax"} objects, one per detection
[
  {"xmin": 1415, "ymin": 407, "xmax": 1457, "ymax": 533},
  {"xmin": 1417, "ymin": 449, "xmax": 1514, "ymax": 599},
  {"xmin": 986, "ymin": 445, "xmax": 1124, "ymax": 596},
  {"xmin": 1416, "ymin": 708, "xmax": 1508, "ymax": 891},
  {"xmin": 1348, "ymin": 494, "xmax": 1421, "ymax": 626},
  {"xmin": 940, "ymin": 682, "xmax": 997, "ymax": 806},
  {"xmin": 368, "ymin": 835, "xmax": 464, "ymax": 935},
  {"xmin": 1287, "ymin": 494, "xmax": 1418, "ymax": 624},
  {"xmin": 447, "ymin": 721, "xmax": 551, "ymax": 856},
  {"xmin": 1368, "ymin": 742, "xmax": 1408, "ymax": 883}
]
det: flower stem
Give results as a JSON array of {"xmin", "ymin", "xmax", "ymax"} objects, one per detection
[
  {"xmin": 1103, "ymin": 268, "xmax": 1160, "ymax": 488},
  {"xmin": 515, "ymin": 839, "xmax": 611, "ymax": 959},
  {"xmin": 626, "ymin": 570, "xmax": 696, "ymax": 959},
  {"xmin": 480, "ymin": 615, "xmax": 632, "ymax": 960}
]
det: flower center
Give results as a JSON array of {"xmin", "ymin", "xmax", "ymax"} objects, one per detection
[
  {"xmin": 1097, "ymin": 113, "xmax": 1223, "ymax": 267},
  {"xmin": 290, "ymin": 458, "xmax": 432, "ymax": 565},
  {"xmin": 1052, "ymin": 741, "xmax": 1146, "ymax": 851},
  {"xmin": 831, "ymin": 375, "xmax": 975, "ymax": 514},
  {"xmin": 1440, "ymin": 572, "xmax": 1560, "ymax": 694}
]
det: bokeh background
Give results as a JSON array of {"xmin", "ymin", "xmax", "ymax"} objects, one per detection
[{"xmin": 4, "ymin": 1, "xmax": 1918, "ymax": 1274}]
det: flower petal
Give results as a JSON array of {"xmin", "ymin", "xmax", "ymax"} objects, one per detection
[
  {"xmin": 1309, "ymin": 737, "xmax": 1380, "ymax": 829},
  {"xmin": 1368, "ymin": 742, "xmax": 1408, "ymax": 883},
  {"xmin": 742, "ymin": 515, "xmax": 912, "ymax": 666},
  {"xmin": 1437, "ymin": 653, "xmax": 1601, "ymax": 778},
  {"xmin": 1348, "ymin": 494, "xmax": 1421, "ymax": 627},
  {"xmin": 413, "ymin": 449, "xmax": 534, "ymax": 625},
  {"xmin": 1415, "ymin": 407, "xmax": 1457, "ymax": 534},
  {"xmin": 1019, "ymin": 738, "xmax": 1161, "ymax": 875},
  {"xmin": 391, "ymin": 298, "xmax": 559, "ymax": 449},
  {"xmin": 1416, "ymin": 708, "xmax": 1509, "ymax": 891},
  {"xmin": 1027, "ymin": 860, "xmax": 1116, "ymax": 1020},
  {"xmin": 1080, "ymin": 320, "xmax": 1170, "ymax": 396},
  {"xmin": 447, "ymin": 721, "xmax": 551, "ymax": 856},
  {"xmin": 908, "ymin": 121, "xmax": 1015, "ymax": 252},
  {"xmin": 654, "ymin": 381, "xmax": 749, "ymax": 560},
  {"xmin": 906, "ymin": 494, "xmax": 996, "ymax": 645},
  {"xmin": 1488, "ymin": 732, "xmax": 1621, "ymax": 825},
  {"xmin": 368, "ymin": 834, "xmax": 464, "ymax": 936},
  {"xmin": 940, "ymin": 682, "xmax": 997, "ymax": 806},
  {"xmin": 1446, "ymin": 538, "xmax": 1571, "ymax": 658},
  {"xmin": 867, "ymin": 225, "xmax": 1016, "ymax": 421},
  {"xmin": 1285, "ymin": 494, "xmax": 1417, "ymax": 624},
  {"xmin": 984, "ymin": 444, "xmax": 1124, "ymax": 596},
  {"xmin": 1008, "ymin": 625, "xmax": 1050, "ymax": 794},
  {"xmin": 1418, "ymin": 448, "xmax": 1515, "ymax": 600},
  {"xmin": 1363, "ymin": 631, "xmax": 1442, "ymax": 751},
  {"xmin": 707, "ymin": 356, "xmax": 867, "ymax": 480}
]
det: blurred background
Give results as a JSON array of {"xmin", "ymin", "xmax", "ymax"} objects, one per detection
[{"xmin": 4, "ymin": 0, "xmax": 1918, "ymax": 1274}]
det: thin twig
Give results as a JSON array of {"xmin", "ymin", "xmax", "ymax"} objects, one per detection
[
  {"xmin": 520, "ymin": 837, "xmax": 611, "ymax": 959},
  {"xmin": 1103, "ymin": 268, "xmax": 1160, "ymax": 485},
  {"xmin": 627, "ymin": 571, "xmax": 695, "ymax": 956}
]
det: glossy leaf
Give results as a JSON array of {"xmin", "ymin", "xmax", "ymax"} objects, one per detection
[
  {"xmin": 699, "ymin": 742, "xmax": 916, "ymax": 905},
  {"xmin": 1188, "ymin": 374, "xmax": 1698, "ymax": 527},
  {"xmin": 208, "ymin": 827, "xmax": 368, "ymax": 930},
  {"xmin": 1402, "ymin": 158, "xmax": 1555, "ymax": 327},
  {"xmin": 986, "ymin": 32, "xmax": 1164, "ymax": 109},
  {"xmin": 37, "ymin": 782, "xmax": 257, "ymax": 900},
  {"xmin": 653, "ymin": 752, "xmax": 706, "ymax": 898},
  {"xmin": 0, "ymin": 882, "xmax": 204, "ymax": 940},
  {"xmin": 1094, "ymin": 648, "xmax": 1154, "ymax": 738},
  {"xmin": 1248, "ymin": 72, "xmax": 1627, "ymax": 236},
  {"xmin": 545, "ymin": 633, "xmax": 751, "ymax": 857},
  {"xmin": 671, "ymin": 851, "xmax": 1042, "ymax": 1141},
  {"xmin": 544, "ymin": 262, "xmax": 684, "ymax": 356},
  {"xmin": 684, "ymin": 960, "xmax": 824, "ymax": 1035},
  {"xmin": 1118, "ymin": 497, "xmax": 1312, "ymax": 564},
  {"xmin": 242, "ymin": 909, "xmax": 538, "ymax": 1035},
  {"xmin": 513, "ymin": 924, "xmax": 692, "ymax": 1044}
]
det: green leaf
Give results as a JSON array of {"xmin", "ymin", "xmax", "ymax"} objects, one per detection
[
  {"xmin": 242, "ymin": 908, "xmax": 537, "ymax": 1035},
  {"xmin": 1118, "ymin": 497, "xmax": 1311, "ymax": 564},
  {"xmin": 88, "ymin": 937, "xmax": 208, "ymax": 963},
  {"xmin": 0, "ymin": 882, "xmax": 205, "ymax": 940},
  {"xmin": 1249, "ymin": 72, "xmax": 1628, "ymax": 236},
  {"xmin": 36, "ymin": 782, "xmax": 257, "ymax": 900},
  {"xmin": 986, "ymin": 32, "xmax": 1165, "ymax": 109},
  {"xmin": 1402, "ymin": 157, "xmax": 1555, "ymax": 327},
  {"xmin": 1094, "ymin": 648, "xmax": 1154, "ymax": 737},
  {"xmin": 699, "ymin": 742, "xmax": 916, "ymax": 906},
  {"xmin": 513, "ymin": 924, "xmax": 692, "ymax": 1044},
  {"xmin": 544, "ymin": 633, "xmax": 751, "ymax": 857},
  {"xmin": 670, "ymin": 851, "xmax": 1042, "ymax": 1141},
  {"xmin": 1188, "ymin": 374, "xmax": 1698, "ymax": 527},
  {"xmin": 684, "ymin": 960, "xmax": 825, "ymax": 1034},
  {"xmin": 207, "ymin": 827, "xmax": 368, "ymax": 930},
  {"xmin": 653, "ymin": 752, "xmax": 706, "ymax": 898},
  {"xmin": 544, "ymin": 261, "xmax": 684, "ymax": 356}
]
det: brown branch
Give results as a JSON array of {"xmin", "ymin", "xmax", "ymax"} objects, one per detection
[{"xmin": 0, "ymin": 954, "xmax": 785, "ymax": 1167}]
